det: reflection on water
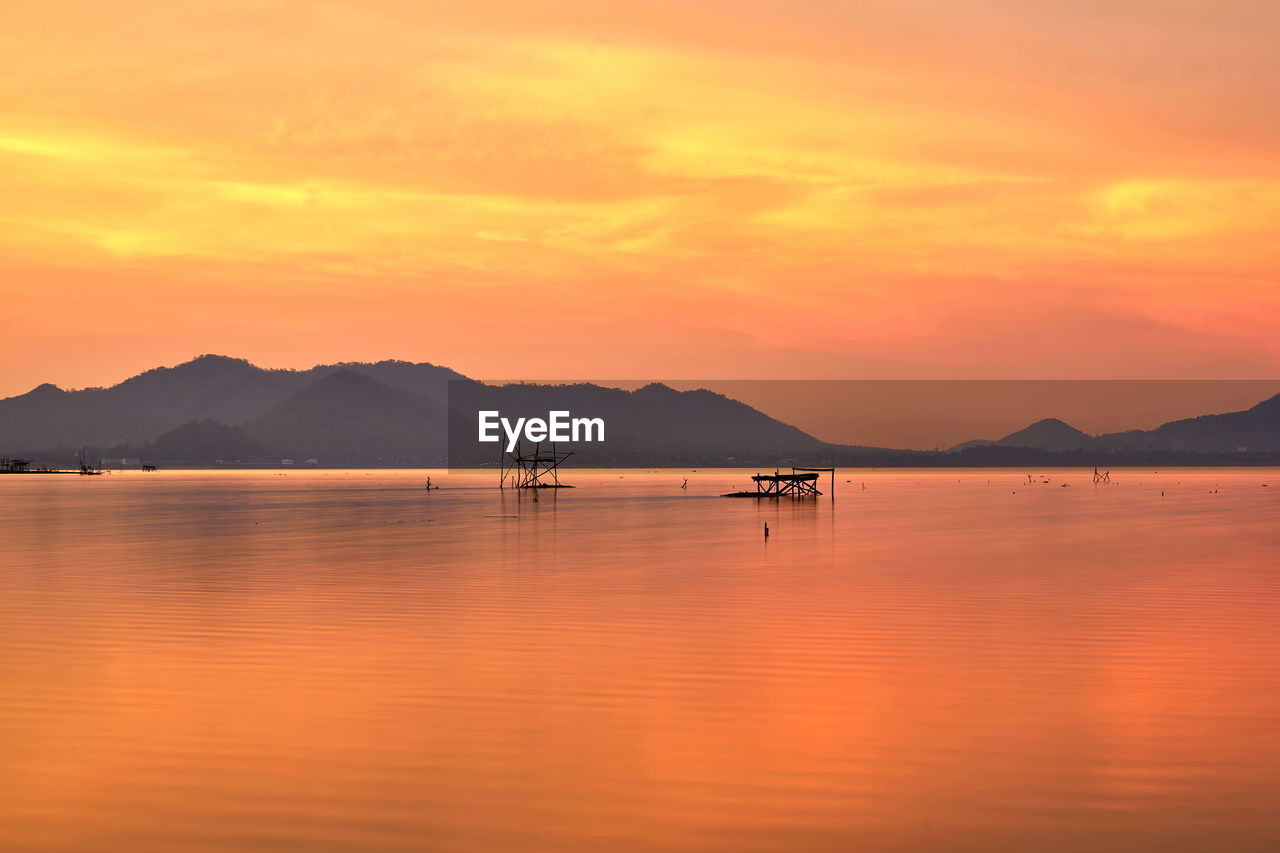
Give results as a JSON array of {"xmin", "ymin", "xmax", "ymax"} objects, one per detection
[{"xmin": 2, "ymin": 468, "xmax": 1278, "ymax": 852}]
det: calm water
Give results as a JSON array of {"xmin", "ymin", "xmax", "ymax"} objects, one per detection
[{"xmin": 2, "ymin": 468, "xmax": 1278, "ymax": 852}]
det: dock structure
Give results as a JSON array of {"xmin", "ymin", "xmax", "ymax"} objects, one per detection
[
  {"xmin": 791, "ymin": 466, "xmax": 836, "ymax": 500},
  {"xmin": 500, "ymin": 441, "xmax": 575, "ymax": 489},
  {"xmin": 77, "ymin": 447, "xmax": 103, "ymax": 476},
  {"xmin": 1, "ymin": 457, "xmax": 82, "ymax": 475},
  {"xmin": 723, "ymin": 469, "xmax": 826, "ymax": 498}
]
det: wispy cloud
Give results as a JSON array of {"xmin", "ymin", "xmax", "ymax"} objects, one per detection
[{"xmin": 1, "ymin": 0, "xmax": 1277, "ymax": 390}]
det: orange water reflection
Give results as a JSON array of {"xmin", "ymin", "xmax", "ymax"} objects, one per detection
[{"xmin": 2, "ymin": 469, "xmax": 1278, "ymax": 851}]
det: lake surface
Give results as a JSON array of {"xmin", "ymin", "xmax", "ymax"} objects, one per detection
[{"xmin": 2, "ymin": 468, "xmax": 1278, "ymax": 852}]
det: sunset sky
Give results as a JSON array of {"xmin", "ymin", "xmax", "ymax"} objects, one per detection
[{"xmin": 2, "ymin": 0, "xmax": 1278, "ymax": 396}]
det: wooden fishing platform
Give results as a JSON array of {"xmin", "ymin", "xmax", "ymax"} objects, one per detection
[
  {"xmin": 500, "ymin": 441, "xmax": 575, "ymax": 489},
  {"xmin": 2, "ymin": 458, "xmax": 94, "ymax": 475},
  {"xmin": 723, "ymin": 469, "xmax": 830, "ymax": 498}
]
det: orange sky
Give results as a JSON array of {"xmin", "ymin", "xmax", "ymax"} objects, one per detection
[{"xmin": 2, "ymin": 0, "xmax": 1278, "ymax": 396}]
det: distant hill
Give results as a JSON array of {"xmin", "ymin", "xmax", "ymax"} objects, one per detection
[
  {"xmin": 0, "ymin": 355, "xmax": 466, "ymax": 457},
  {"xmin": 6, "ymin": 355, "xmax": 1280, "ymax": 465},
  {"xmin": 1096, "ymin": 393, "xmax": 1280, "ymax": 452},
  {"xmin": 949, "ymin": 394, "xmax": 1280, "ymax": 454},
  {"xmin": 447, "ymin": 381, "xmax": 824, "ymax": 465},
  {"xmin": 0, "ymin": 355, "xmax": 308, "ymax": 450},
  {"xmin": 130, "ymin": 419, "xmax": 274, "ymax": 464},
  {"xmin": 245, "ymin": 369, "xmax": 446, "ymax": 465},
  {"xmin": 2, "ymin": 356, "xmax": 828, "ymax": 466},
  {"xmin": 951, "ymin": 417, "xmax": 1096, "ymax": 452}
]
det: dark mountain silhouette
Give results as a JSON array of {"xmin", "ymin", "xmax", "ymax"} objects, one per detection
[
  {"xmin": 951, "ymin": 417, "xmax": 1096, "ymax": 452},
  {"xmin": 1095, "ymin": 393, "xmax": 1280, "ymax": 452},
  {"xmin": 2, "ymin": 356, "xmax": 828, "ymax": 466},
  {"xmin": 447, "ymin": 381, "xmax": 824, "ymax": 465},
  {"xmin": 130, "ymin": 420, "xmax": 274, "ymax": 463},
  {"xmin": 0, "ymin": 354, "xmax": 466, "ymax": 454},
  {"xmin": 949, "ymin": 394, "xmax": 1280, "ymax": 455},
  {"xmin": 244, "ymin": 369, "xmax": 446, "ymax": 464},
  {"xmin": 345, "ymin": 360, "xmax": 471, "ymax": 405},
  {"xmin": 0, "ymin": 355, "xmax": 307, "ymax": 450},
  {"xmin": 5, "ymin": 356, "xmax": 1280, "ymax": 465}
]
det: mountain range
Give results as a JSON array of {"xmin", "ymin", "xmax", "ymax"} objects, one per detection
[
  {"xmin": 0, "ymin": 356, "xmax": 465, "ymax": 452},
  {"xmin": 2, "ymin": 355, "xmax": 1279, "ymax": 465},
  {"xmin": 952, "ymin": 395, "xmax": 1280, "ymax": 454},
  {"xmin": 0, "ymin": 355, "xmax": 825, "ymax": 466},
  {"xmin": 446, "ymin": 380, "xmax": 826, "ymax": 466}
]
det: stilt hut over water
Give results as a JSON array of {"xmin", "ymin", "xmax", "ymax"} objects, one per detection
[{"xmin": 723, "ymin": 467, "xmax": 835, "ymax": 498}]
